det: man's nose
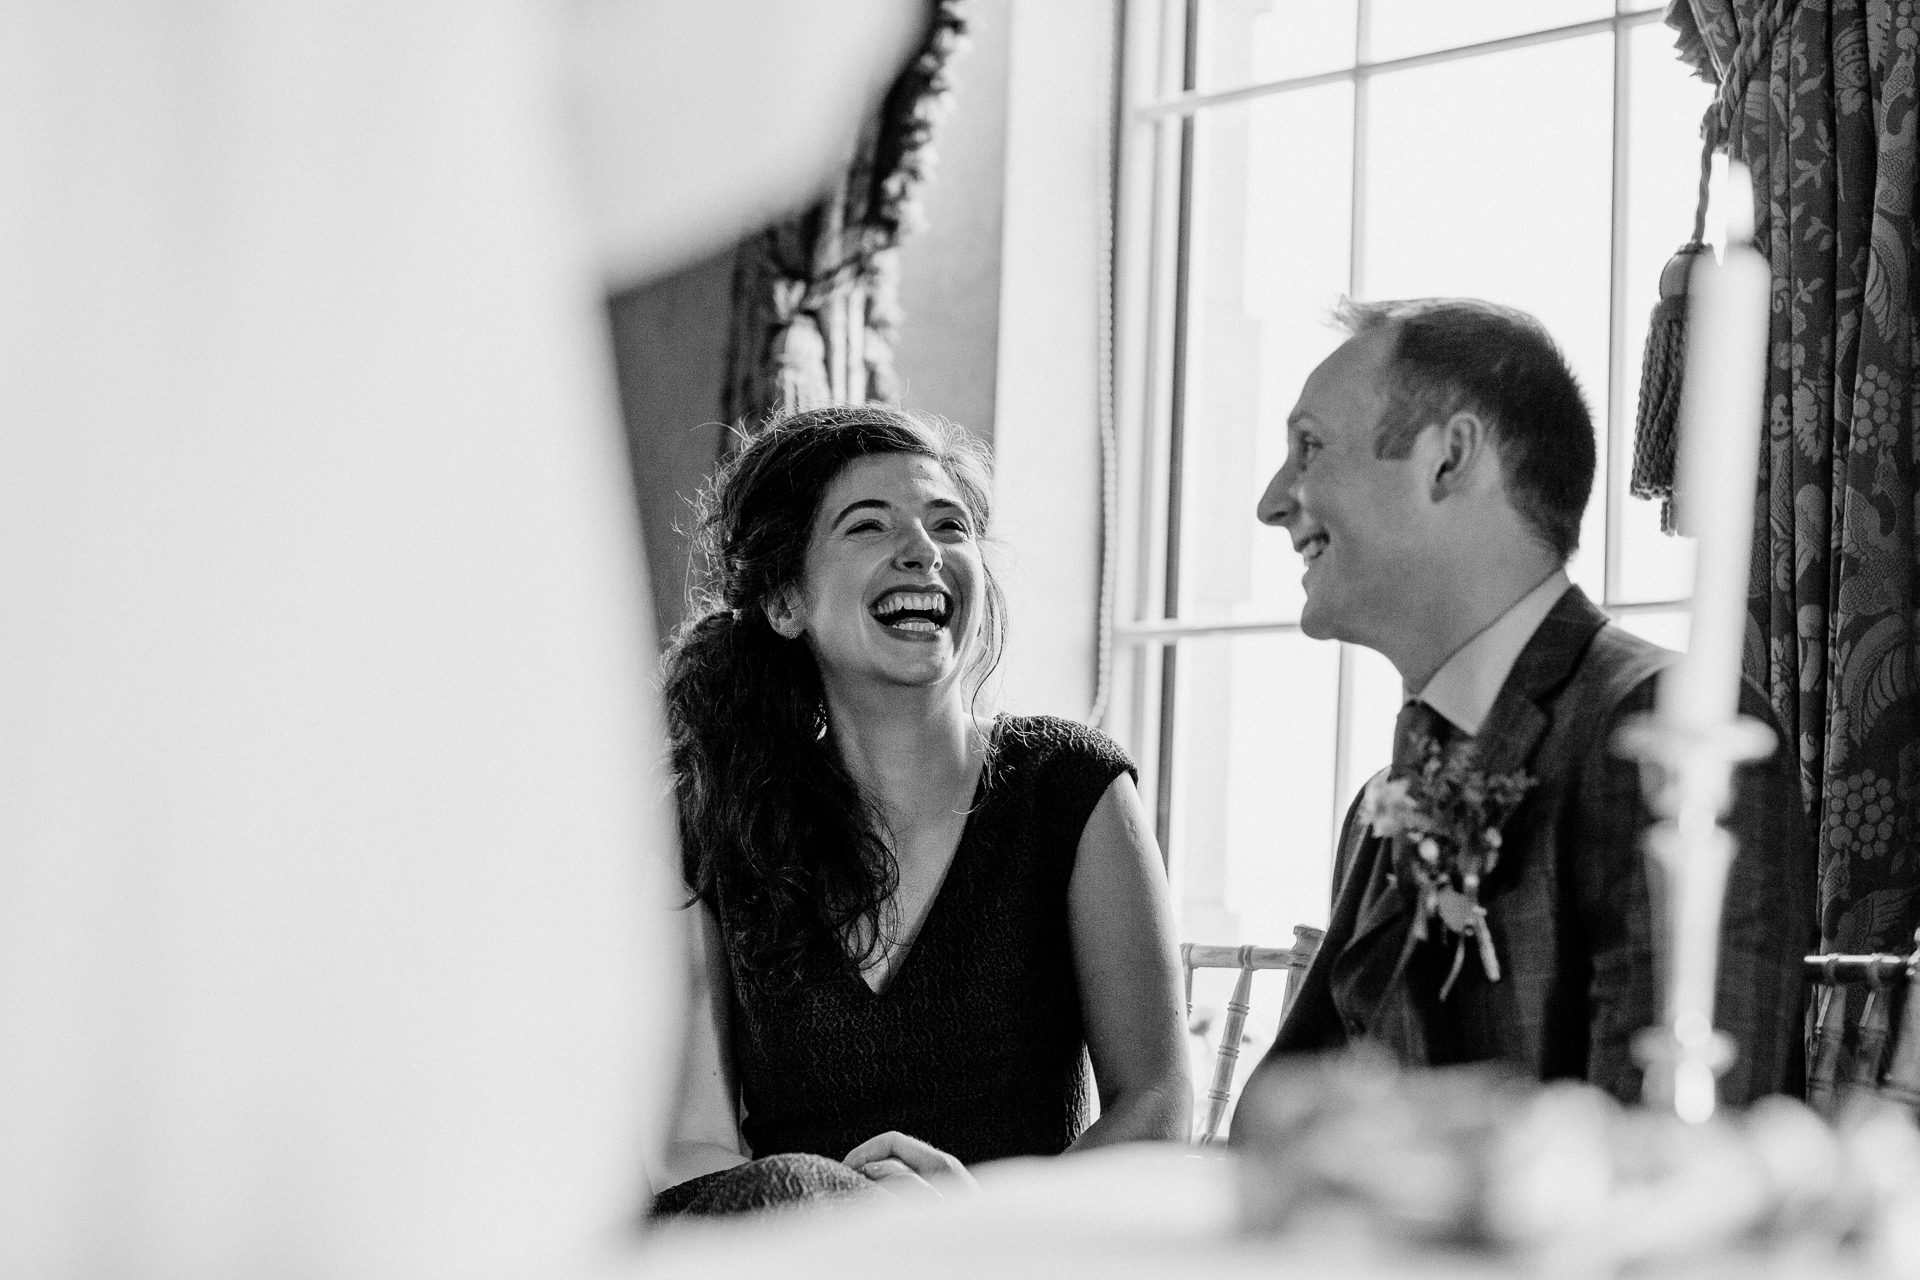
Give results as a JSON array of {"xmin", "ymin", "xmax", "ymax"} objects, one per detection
[{"xmin": 1256, "ymin": 462, "xmax": 1297, "ymax": 527}]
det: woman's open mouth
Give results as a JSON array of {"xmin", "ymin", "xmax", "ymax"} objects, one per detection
[{"xmin": 870, "ymin": 588, "xmax": 953, "ymax": 634}]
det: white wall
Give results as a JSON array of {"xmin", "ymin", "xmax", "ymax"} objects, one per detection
[
  {"xmin": 608, "ymin": 246, "xmax": 738, "ymax": 644},
  {"xmin": 990, "ymin": 0, "xmax": 1114, "ymax": 722},
  {"xmin": 894, "ymin": 0, "xmax": 1014, "ymax": 444}
]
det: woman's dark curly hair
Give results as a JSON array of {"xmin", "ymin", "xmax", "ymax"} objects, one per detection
[{"xmin": 661, "ymin": 403, "xmax": 1006, "ymax": 992}]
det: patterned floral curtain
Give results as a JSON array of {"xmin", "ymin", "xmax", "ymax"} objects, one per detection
[
  {"xmin": 1662, "ymin": 0, "xmax": 1919, "ymax": 1107},
  {"xmin": 721, "ymin": 0, "xmax": 969, "ymax": 429}
]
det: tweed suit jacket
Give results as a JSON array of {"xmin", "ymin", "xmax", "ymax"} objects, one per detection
[{"xmin": 1251, "ymin": 587, "xmax": 1815, "ymax": 1105}]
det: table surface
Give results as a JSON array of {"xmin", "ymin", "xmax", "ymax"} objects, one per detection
[{"xmin": 631, "ymin": 1143, "xmax": 1860, "ymax": 1280}]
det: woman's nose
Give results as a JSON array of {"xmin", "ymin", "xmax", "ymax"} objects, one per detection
[{"xmin": 894, "ymin": 523, "xmax": 942, "ymax": 570}]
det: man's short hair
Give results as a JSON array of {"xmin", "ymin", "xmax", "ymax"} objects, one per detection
[{"xmin": 1335, "ymin": 297, "xmax": 1595, "ymax": 562}]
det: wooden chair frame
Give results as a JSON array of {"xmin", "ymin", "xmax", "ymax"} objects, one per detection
[{"xmin": 1181, "ymin": 925, "xmax": 1324, "ymax": 1145}]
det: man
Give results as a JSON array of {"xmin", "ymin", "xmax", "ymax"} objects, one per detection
[{"xmin": 1242, "ymin": 298, "xmax": 1813, "ymax": 1105}]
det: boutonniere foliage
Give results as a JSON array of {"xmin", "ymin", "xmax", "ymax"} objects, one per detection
[{"xmin": 1359, "ymin": 734, "xmax": 1534, "ymax": 999}]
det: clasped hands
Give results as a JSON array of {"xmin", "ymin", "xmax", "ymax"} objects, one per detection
[{"xmin": 844, "ymin": 1130, "xmax": 978, "ymax": 1202}]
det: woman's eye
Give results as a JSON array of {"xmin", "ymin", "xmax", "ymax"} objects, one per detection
[
  {"xmin": 847, "ymin": 519, "xmax": 883, "ymax": 534},
  {"xmin": 938, "ymin": 519, "xmax": 971, "ymax": 536}
]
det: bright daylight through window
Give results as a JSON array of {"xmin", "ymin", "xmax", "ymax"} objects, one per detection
[{"xmin": 1109, "ymin": 0, "xmax": 1714, "ymax": 1090}]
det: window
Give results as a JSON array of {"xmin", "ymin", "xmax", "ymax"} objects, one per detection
[{"xmin": 1110, "ymin": 1, "xmax": 1712, "ymax": 1086}]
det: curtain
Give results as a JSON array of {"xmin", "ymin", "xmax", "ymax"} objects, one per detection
[
  {"xmin": 723, "ymin": 0, "xmax": 970, "ymax": 427},
  {"xmin": 1666, "ymin": 0, "xmax": 1920, "ymax": 1107}
]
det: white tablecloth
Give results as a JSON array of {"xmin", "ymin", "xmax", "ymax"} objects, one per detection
[{"xmin": 633, "ymin": 1145, "xmax": 1520, "ymax": 1280}]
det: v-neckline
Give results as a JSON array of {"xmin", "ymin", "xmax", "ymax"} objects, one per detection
[{"xmin": 852, "ymin": 718, "xmax": 999, "ymax": 999}]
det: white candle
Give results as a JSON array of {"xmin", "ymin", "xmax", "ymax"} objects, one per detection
[{"xmin": 1659, "ymin": 161, "xmax": 1772, "ymax": 731}]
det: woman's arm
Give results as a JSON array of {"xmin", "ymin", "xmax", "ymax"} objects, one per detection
[
  {"xmin": 654, "ymin": 901, "xmax": 751, "ymax": 1190},
  {"xmin": 1066, "ymin": 774, "xmax": 1193, "ymax": 1149}
]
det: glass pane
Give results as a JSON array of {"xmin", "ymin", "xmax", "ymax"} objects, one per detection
[
  {"xmin": 1169, "ymin": 630, "xmax": 1340, "ymax": 944},
  {"xmin": 1615, "ymin": 19, "xmax": 1714, "ymax": 604},
  {"xmin": 1178, "ymin": 84, "xmax": 1354, "ymax": 624},
  {"xmin": 1169, "ymin": 630, "xmax": 1340, "ymax": 1121},
  {"xmin": 1362, "ymin": 34, "xmax": 1616, "ymax": 599},
  {"xmin": 1366, "ymin": 0, "xmax": 1613, "ymax": 63},
  {"xmin": 1194, "ymin": 0, "xmax": 1359, "ymax": 92},
  {"xmin": 1613, "ymin": 607, "xmax": 1691, "ymax": 651}
]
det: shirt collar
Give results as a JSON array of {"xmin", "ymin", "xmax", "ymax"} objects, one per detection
[{"xmin": 1408, "ymin": 569, "xmax": 1571, "ymax": 737}]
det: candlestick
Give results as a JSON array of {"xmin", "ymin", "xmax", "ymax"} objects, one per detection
[
  {"xmin": 1622, "ymin": 161, "xmax": 1778, "ymax": 1123},
  {"xmin": 1617, "ymin": 717, "xmax": 1775, "ymax": 1121},
  {"xmin": 1659, "ymin": 160, "xmax": 1771, "ymax": 730}
]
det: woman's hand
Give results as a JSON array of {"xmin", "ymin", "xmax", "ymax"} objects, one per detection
[{"xmin": 844, "ymin": 1131, "xmax": 977, "ymax": 1200}]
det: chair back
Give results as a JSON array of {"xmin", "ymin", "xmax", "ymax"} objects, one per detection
[
  {"xmin": 1181, "ymin": 925, "xmax": 1325, "ymax": 1144},
  {"xmin": 1805, "ymin": 928, "xmax": 1920, "ymax": 1115}
]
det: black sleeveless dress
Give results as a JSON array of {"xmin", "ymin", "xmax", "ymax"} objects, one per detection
[{"xmin": 653, "ymin": 715, "xmax": 1135, "ymax": 1216}]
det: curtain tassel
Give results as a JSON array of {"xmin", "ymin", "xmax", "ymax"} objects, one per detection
[
  {"xmin": 1630, "ymin": 242, "xmax": 1710, "ymax": 535},
  {"xmin": 1627, "ymin": 0, "xmax": 1789, "ymax": 535},
  {"xmin": 772, "ymin": 312, "xmax": 831, "ymax": 414},
  {"xmin": 1630, "ymin": 105, "xmax": 1728, "ymax": 536}
]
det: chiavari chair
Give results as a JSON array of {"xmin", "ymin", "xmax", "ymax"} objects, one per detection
[
  {"xmin": 1805, "ymin": 927, "xmax": 1920, "ymax": 1115},
  {"xmin": 1181, "ymin": 925, "xmax": 1325, "ymax": 1145}
]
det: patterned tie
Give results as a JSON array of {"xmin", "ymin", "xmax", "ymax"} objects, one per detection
[
  {"xmin": 1391, "ymin": 698, "xmax": 1450, "ymax": 779},
  {"xmin": 1359, "ymin": 699, "xmax": 1453, "ymax": 919}
]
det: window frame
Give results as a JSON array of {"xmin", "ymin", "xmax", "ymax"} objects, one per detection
[{"xmin": 1109, "ymin": 0, "xmax": 1689, "ymax": 909}]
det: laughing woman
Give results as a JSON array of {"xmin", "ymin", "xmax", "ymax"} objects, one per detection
[{"xmin": 653, "ymin": 405, "xmax": 1189, "ymax": 1216}]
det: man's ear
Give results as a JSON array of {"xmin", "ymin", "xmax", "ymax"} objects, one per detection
[
  {"xmin": 1430, "ymin": 410, "xmax": 1490, "ymax": 500},
  {"xmin": 763, "ymin": 589, "xmax": 805, "ymax": 640}
]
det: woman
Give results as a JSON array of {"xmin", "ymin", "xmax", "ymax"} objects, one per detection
[{"xmin": 654, "ymin": 404, "xmax": 1189, "ymax": 1215}]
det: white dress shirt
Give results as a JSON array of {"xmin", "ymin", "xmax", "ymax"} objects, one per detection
[{"xmin": 1409, "ymin": 569, "xmax": 1573, "ymax": 736}]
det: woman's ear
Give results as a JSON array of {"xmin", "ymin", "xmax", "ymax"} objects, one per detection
[{"xmin": 763, "ymin": 590, "xmax": 804, "ymax": 640}]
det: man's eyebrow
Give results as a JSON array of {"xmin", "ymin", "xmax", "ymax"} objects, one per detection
[{"xmin": 830, "ymin": 498, "xmax": 890, "ymax": 525}]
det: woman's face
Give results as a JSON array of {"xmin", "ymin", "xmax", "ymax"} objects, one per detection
[{"xmin": 771, "ymin": 451, "xmax": 985, "ymax": 694}]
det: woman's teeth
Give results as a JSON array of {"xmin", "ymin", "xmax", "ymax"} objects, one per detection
[
  {"xmin": 872, "ymin": 590, "xmax": 951, "ymax": 631},
  {"xmin": 878, "ymin": 591, "xmax": 946, "ymax": 614}
]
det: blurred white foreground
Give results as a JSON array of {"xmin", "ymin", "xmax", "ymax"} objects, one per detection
[{"xmin": 0, "ymin": 3, "xmax": 916, "ymax": 1277}]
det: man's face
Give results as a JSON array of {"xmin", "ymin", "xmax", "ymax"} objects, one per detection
[{"xmin": 1256, "ymin": 330, "xmax": 1439, "ymax": 649}]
